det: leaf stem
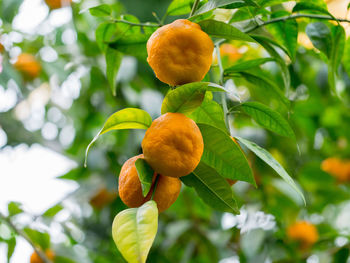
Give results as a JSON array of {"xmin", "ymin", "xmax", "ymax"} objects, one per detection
[
  {"xmin": 112, "ymin": 19, "xmax": 161, "ymax": 28},
  {"xmin": 189, "ymin": 0, "xmax": 201, "ymax": 18},
  {"xmin": 245, "ymin": 13, "xmax": 350, "ymax": 33},
  {"xmin": 0, "ymin": 212, "xmax": 53, "ymax": 263}
]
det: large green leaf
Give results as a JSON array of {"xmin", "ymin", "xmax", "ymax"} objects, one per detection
[
  {"xmin": 306, "ymin": 22, "xmax": 332, "ymax": 58},
  {"xmin": 198, "ymin": 124, "xmax": 255, "ymax": 185},
  {"xmin": 292, "ymin": 1, "xmax": 330, "ymax": 16},
  {"xmin": 194, "ymin": 0, "xmax": 256, "ymax": 16},
  {"xmin": 85, "ymin": 108, "xmax": 152, "ymax": 167},
  {"xmin": 167, "ymin": 0, "xmax": 192, "ymax": 16},
  {"xmin": 189, "ymin": 100, "xmax": 227, "ymax": 133},
  {"xmin": 181, "ymin": 162, "xmax": 239, "ymax": 213},
  {"xmin": 224, "ymin": 58, "xmax": 275, "ymax": 74},
  {"xmin": 112, "ymin": 201, "xmax": 158, "ymax": 263},
  {"xmin": 135, "ymin": 158, "xmax": 155, "ymax": 197},
  {"xmin": 106, "ymin": 47, "xmax": 122, "ymax": 96},
  {"xmin": 235, "ymin": 136, "xmax": 305, "ymax": 204},
  {"xmin": 161, "ymin": 82, "xmax": 225, "ymax": 115},
  {"xmin": 267, "ymin": 11, "xmax": 298, "ymax": 60},
  {"xmin": 237, "ymin": 101, "xmax": 295, "ymax": 138},
  {"xmin": 198, "ymin": 20, "xmax": 255, "ymax": 42},
  {"xmin": 343, "ymin": 38, "xmax": 350, "ymax": 77}
]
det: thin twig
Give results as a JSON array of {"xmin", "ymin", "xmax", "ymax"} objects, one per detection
[
  {"xmin": 245, "ymin": 13, "xmax": 350, "ymax": 33},
  {"xmin": 189, "ymin": 0, "xmax": 201, "ymax": 18},
  {"xmin": 112, "ymin": 19, "xmax": 160, "ymax": 28},
  {"xmin": 0, "ymin": 212, "xmax": 53, "ymax": 263}
]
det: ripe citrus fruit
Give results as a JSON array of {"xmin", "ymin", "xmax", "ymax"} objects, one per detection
[
  {"xmin": 287, "ymin": 221, "xmax": 318, "ymax": 249},
  {"xmin": 142, "ymin": 113, "xmax": 204, "ymax": 178},
  {"xmin": 219, "ymin": 43, "xmax": 242, "ymax": 63},
  {"xmin": 89, "ymin": 187, "xmax": 117, "ymax": 209},
  {"xmin": 30, "ymin": 249, "xmax": 55, "ymax": 263},
  {"xmin": 147, "ymin": 19, "xmax": 214, "ymax": 86},
  {"xmin": 321, "ymin": 157, "xmax": 350, "ymax": 182},
  {"xmin": 44, "ymin": 0, "xmax": 72, "ymax": 9},
  {"xmin": 118, "ymin": 154, "xmax": 181, "ymax": 212},
  {"xmin": 14, "ymin": 53, "xmax": 41, "ymax": 79}
]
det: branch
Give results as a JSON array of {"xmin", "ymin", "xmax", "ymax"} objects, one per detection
[
  {"xmin": 0, "ymin": 212, "xmax": 53, "ymax": 263},
  {"xmin": 189, "ymin": 0, "xmax": 201, "ymax": 18},
  {"xmin": 112, "ymin": 19, "xmax": 160, "ymax": 28},
  {"xmin": 245, "ymin": 14, "xmax": 350, "ymax": 33}
]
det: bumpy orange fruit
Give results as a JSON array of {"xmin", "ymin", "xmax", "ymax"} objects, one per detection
[
  {"xmin": 118, "ymin": 154, "xmax": 181, "ymax": 212},
  {"xmin": 287, "ymin": 221, "xmax": 318, "ymax": 249},
  {"xmin": 30, "ymin": 249, "xmax": 55, "ymax": 263},
  {"xmin": 321, "ymin": 157, "xmax": 350, "ymax": 182},
  {"xmin": 14, "ymin": 53, "xmax": 41, "ymax": 79},
  {"xmin": 45, "ymin": 0, "xmax": 72, "ymax": 9},
  {"xmin": 142, "ymin": 113, "xmax": 204, "ymax": 178},
  {"xmin": 147, "ymin": 19, "xmax": 214, "ymax": 86}
]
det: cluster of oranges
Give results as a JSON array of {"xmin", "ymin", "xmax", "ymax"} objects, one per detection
[
  {"xmin": 118, "ymin": 19, "xmax": 215, "ymax": 212},
  {"xmin": 321, "ymin": 157, "xmax": 350, "ymax": 182},
  {"xmin": 287, "ymin": 221, "xmax": 319, "ymax": 249}
]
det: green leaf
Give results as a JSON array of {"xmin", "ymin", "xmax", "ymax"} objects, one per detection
[
  {"xmin": 95, "ymin": 22, "xmax": 118, "ymax": 51},
  {"xmin": 112, "ymin": 201, "xmax": 158, "ymax": 263},
  {"xmin": 198, "ymin": 20, "xmax": 256, "ymax": 42},
  {"xmin": 343, "ymin": 38, "xmax": 350, "ymax": 77},
  {"xmin": 1, "ymin": 0, "xmax": 23, "ymax": 23},
  {"xmin": 23, "ymin": 228, "xmax": 50, "ymax": 250},
  {"xmin": 106, "ymin": 47, "xmax": 122, "ymax": 96},
  {"xmin": 333, "ymin": 247, "xmax": 349, "ymax": 263},
  {"xmin": 224, "ymin": 58, "xmax": 275, "ymax": 74},
  {"xmin": 306, "ymin": 22, "xmax": 332, "ymax": 58},
  {"xmin": 7, "ymin": 202, "xmax": 23, "ymax": 217},
  {"xmin": 43, "ymin": 204, "xmax": 63, "ymax": 218},
  {"xmin": 235, "ymin": 136, "xmax": 305, "ymax": 204},
  {"xmin": 85, "ymin": 108, "xmax": 152, "ymax": 167},
  {"xmin": 266, "ymin": 11, "xmax": 298, "ymax": 60},
  {"xmin": 292, "ymin": 1, "xmax": 330, "ymax": 16},
  {"xmin": 237, "ymin": 101, "xmax": 295, "ymax": 138},
  {"xmin": 198, "ymin": 124, "xmax": 255, "ymax": 186},
  {"xmin": 161, "ymin": 82, "xmax": 224, "ymax": 115},
  {"xmin": 195, "ymin": 0, "xmax": 256, "ymax": 16},
  {"xmin": 181, "ymin": 162, "xmax": 239, "ymax": 214},
  {"xmin": 6, "ymin": 237, "xmax": 16, "ymax": 262},
  {"xmin": 135, "ymin": 158, "xmax": 155, "ymax": 197},
  {"xmin": 167, "ymin": 0, "xmax": 192, "ymax": 16},
  {"xmin": 89, "ymin": 4, "xmax": 111, "ymax": 17},
  {"xmin": 189, "ymin": 100, "xmax": 227, "ymax": 133},
  {"xmin": 54, "ymin": 256, "xmax": 77, "ymax": 263},
  {"xmin": 238, "ymin": 71, "xmax": 290, "ymax": 108},
  {"xmin": 258, "ymin": 0, "xmax": 290, "ymax": 8}
]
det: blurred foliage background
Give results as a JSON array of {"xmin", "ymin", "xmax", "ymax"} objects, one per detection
[{"xmin": 1, "ymin": 0, "xmax": 350, "ymax": 262}]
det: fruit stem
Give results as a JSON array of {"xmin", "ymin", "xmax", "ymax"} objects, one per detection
[
  {"xmin": 189, "ymin": 0, "xmax": 200, "ymax": 18},
  {"xmin": 151, "ymin": 174, "xmax": 160, "ymax": 200}
]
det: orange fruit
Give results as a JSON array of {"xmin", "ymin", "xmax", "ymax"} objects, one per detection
[
  {"xmin": 89, "ymin": 187, "xmax": 117, "ymax": 209},
  {"xmin": 118, "ymin": 154, "xmax": 181, "ymax": 212},
  {"xmin": 147, "ymin": 19, "xmax": 214, "ymax": 86},
  {"xmin": 14, "ymin": 53, "xmax": 41, "ymax": 79},
  {"xmin": 0, "ymin": 43, "xmax": 4, "ymax": 53},
  {"xmin": 321, "ymin": 157, "xmax": 350, "ymax": 182},
  {"xmin": 142, "ymin": 113, "xmax": 204, "ymax": 178},
  {"xmin": 30, "ymin": 249, "xmax": 55, "ymax": 263},
  {"xmin": 44, "ymin": 0, "xmax": 72, "ymax": 9},
  {"xmin": 287, "ymin": 221, "xmax": 318, "ymax": 249},
  {"xmin": 219, "ymin": 43, "xmax": 242, "ymax": 63}
]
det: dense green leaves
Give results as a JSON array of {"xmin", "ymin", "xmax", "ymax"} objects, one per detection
[
  {"xmin": 236, "ymin": 101, "xmax": 295, "ymax": 138},
  {"xmin": 85, "ymin": 108, "xmax": 152, "ymax": 166},
  {"xmin": 181, "ymin": 162, "xmax": 239, "ymax": 213},
  {"xmin": 112, "ymin": 201, "xmax": 158, "ymax": 263},
  {"xmin": 235, "ymin": 137, "xmax": 305, "ymax": 204},
  {"xmin": 198, "ymin": 124, "xmax": 255, "ymax": 185},
  {"xmin": 198, "ymin": 20, "xmax": 255, "ymax": 42},
  {"xmin": 106, "ymin": 47, "xmax": 122, "ymax": 96},
  {"xmin": 135, "ymin": 158, "xmax": 155, "ymax": 197}
]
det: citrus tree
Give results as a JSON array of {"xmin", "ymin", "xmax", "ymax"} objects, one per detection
[{"xmin": 1, "ymin": 0, "xmax": 350, "ymax": 262}]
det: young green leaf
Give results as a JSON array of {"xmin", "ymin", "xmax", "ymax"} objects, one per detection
[
  {"xmin": 85, "ymin": 108, "xmax": 152, "ymax": 167},
  {"xmin": 306, "ymin": 22, "xmax": 332, "ymax": 58},
  {"xmin": 135, "ymin": 158, "xmax": 155, "ymax": 197},
  {"xmin": 194, "ymin": 0, "xmax": 256, "ymax": 16},
  {"xmin": 112, "ymin": 201, "xmax": 158, "ymax": 263},
  {"xmin": 224, "ymin": 58, "xmax": 275, "ymax": 74},
  {"xmin": 198, "ymin": 20, "xmax": 256, "ymax": 42},
  {"xmin": 237, "ymin": 101, "xmax": 295, "ymax": 138},
  {"xmin": 106, "ymin": 47, "xmax": 122, "ymax": 96},
  {"xmin": 235, "ymin": 136, "xmax": 305, "ymax": 204},
  {"xmin": 181, "ymin": 162, "xmax": 239, "ymax": 214},
  {"xmin": 292, "ymin": 1, "xmax": 330, "ymax": 16},
  {"xmin": 167, "ymin": 0, "xmax": 192, "ymax": 16},
  {"xmin": 23, "ymin": 228, "xmax": 50, "ymax": 250},
  {"xmin": 189, "ymin": 100, "xmax": 227, "ymax": 133},
  {"xmin": 89, "ymin": 4, "xmax": 112, "ymax": 17},
  {"xmin": 7, "ymin": 202, "xmax": 23, "ymax": 217},
  {"xmin": 161, "ymin": 82, "xmax": 224, "ymax": 115},
  {"xmin": 198, "ymin": 124, "xmax": 255, "ymax": 186},
  {"xmin": 6, "ymin": 237, "xmax": 16, "ymax": 262},
  {"xmin": 43, "ymin": 204, "xmax": 64, "ymax": 218}
]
